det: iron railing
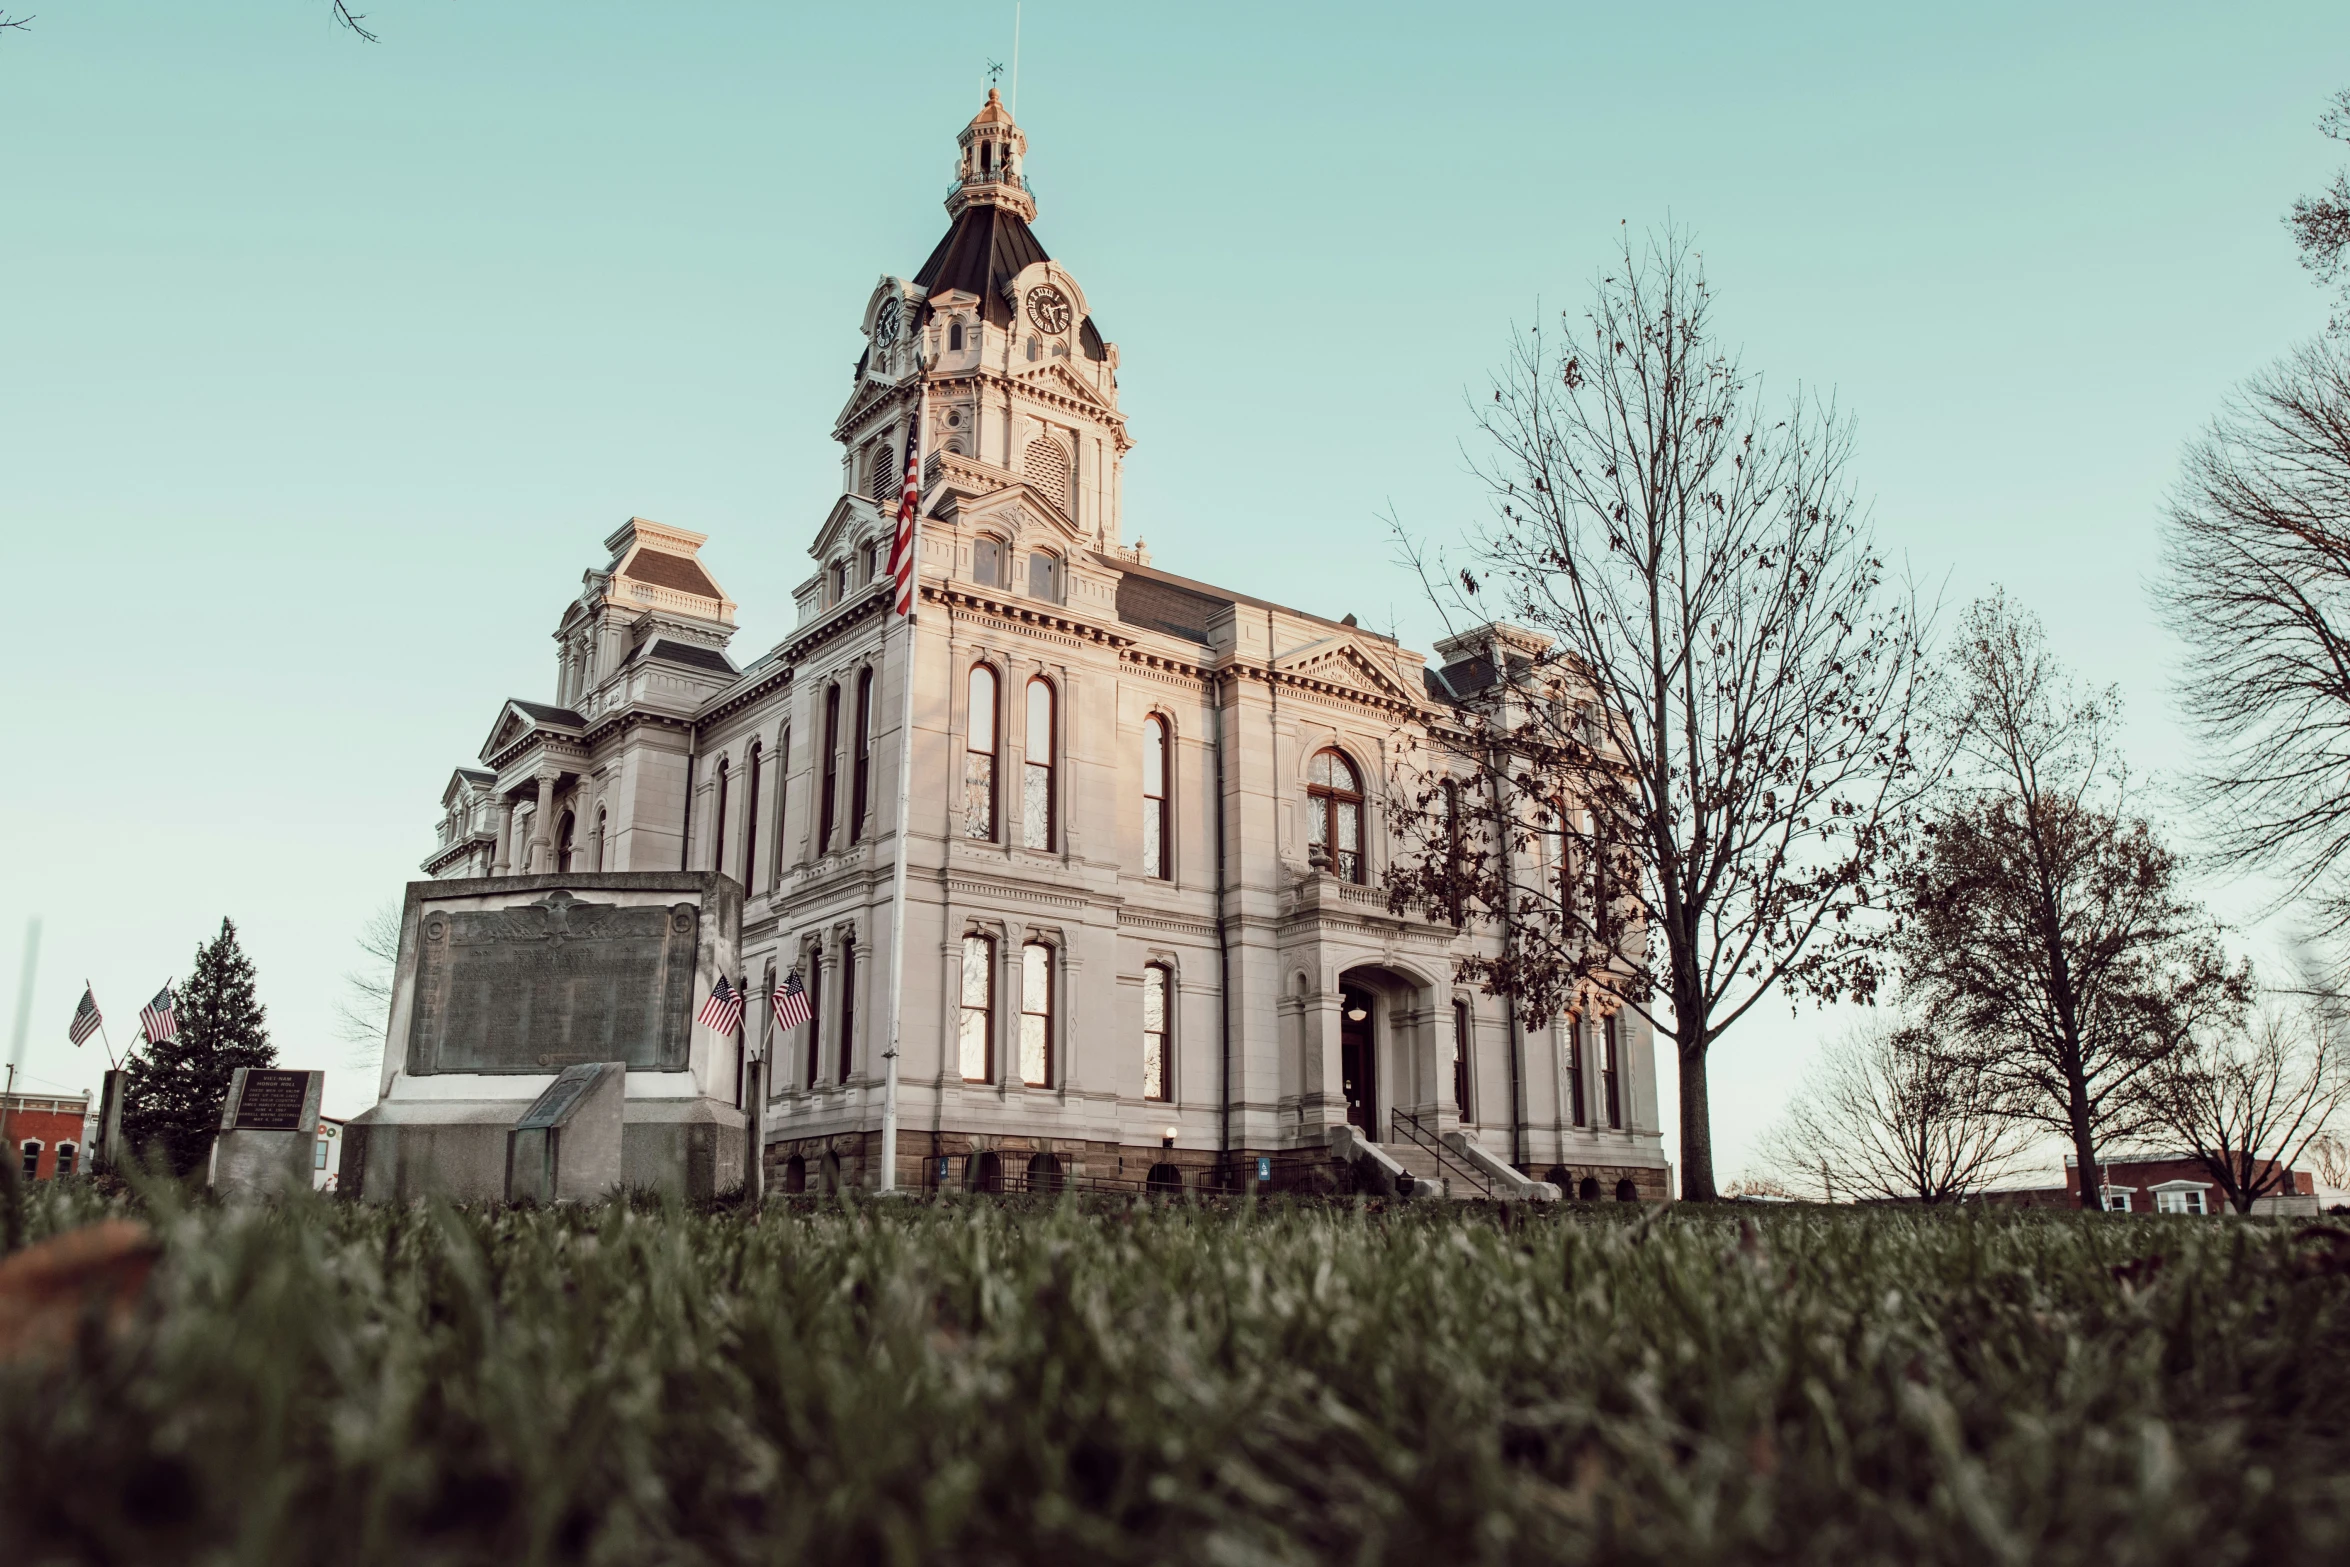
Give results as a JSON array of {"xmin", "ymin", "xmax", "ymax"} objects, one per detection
[{"xmin": 1388, "ymin": 1110, "xmax": 1498, "ymax": 1198}]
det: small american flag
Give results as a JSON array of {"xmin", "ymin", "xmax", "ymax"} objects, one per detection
[
  {"xmin": 696, "ymin": 976, "xmax": 744, "ymax": 1035},
  {"xmin": 770, "ymin": 970, "xmax": 812, "ymax": 1032},
  {"xmin": 139, "ymin": 986, "xmax": 179, "ymax": 1044},
  {"xmin": 885, "ymin": 402, "xmax": 923, "ymax": 616},
  {"xmin": 67, "ymin": 986, "xmax": 102, "ymax": 1047}
]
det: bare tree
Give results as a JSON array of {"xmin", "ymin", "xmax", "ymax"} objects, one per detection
[
  {"xmin": 0, "ymin": 13, "xmax": 32, "ymax": 36},
  {"xmin": 333, "ymin": 901, "xmax": 402, "ymax": 1072},
  {"xmin": 1759, "ymin": 1015, "xmax": 2029, "ymax": 1204},
  {"xmin": 2160, "ymin": 339, "xmax": 2350, "ymax": 951},
  {"xmin": 2142, "ymin": 1003, "xmax": 2344, "ymax": 1212},
  {"xmin": 329, "ymin": 2, "xmax": 379, "ymax": 43},
  {"xmin": 1896, "ymin": 592, "xmax": 2252, "ymax": 1209},
  {"xmin": 2288, "ymin": 88, "xmax": 2350, "ymax": 329},
  {"xmin": 2309, "ymin": 1129, "xmax": 2350, "ymax": 1190},
  {"xmin": 1386, "ymin": 226, "xmax": 1936, "ymax": 1201}
]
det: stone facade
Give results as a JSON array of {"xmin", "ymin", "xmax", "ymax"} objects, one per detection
[{"xmin": 394, "ymin": 92, "xmax": 1671, "ymax": 1199}]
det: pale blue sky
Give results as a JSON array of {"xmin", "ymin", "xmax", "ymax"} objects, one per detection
[{"xmin": 4, "ymin": 2, "xmax": 2345, "ymax": 1177}]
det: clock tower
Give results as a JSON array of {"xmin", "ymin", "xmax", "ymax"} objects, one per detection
[{"xmin": 821, "ymin": 88, "xmax": 1130, "ymax": 601}]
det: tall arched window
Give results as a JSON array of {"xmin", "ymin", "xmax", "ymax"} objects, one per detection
[
  {"xmin": 1142, "ymin": 962, "xmax": 1171, "ymax": 1102},
  {"xmin": 741, "ymin": 742, "xmax": 762, "ymax": 892},
  {"xmin": 1142, "ymin": 714, "xmax": 1171, "ymax": 879},
  {"xmin": 556, "ymin": 810, "xmax": 576, "ymax": 874},
  {"xmin": 593, "ymin": 806, "xmax": 608, "ymax": 871},
  {"xmin": 55, "ymin": 1141, "xmax": 78, "ymax": 1177},
  {"xmin": 18, "ymin": 1141, "xmax": 40, "ymax": 1179},
  {"xmin": 819, "ymin": 685, "xmax": 841, "ymax": 851},
  {"xmin": 1567, "ymin": 1016, "xmax": 1588, "ymax": 1127},
  {"xmin": 1451, "ymin": 999, "xmax": 1473, "ymax": 1120},
  {"xmin": 838, "ymin": 935, "xmax": 856, "ymax": 1085},
  {"xmin": 965, "ymin": 665, "xmax": 998, "ymax": 839},
  {"xmin": 1602, "ymin": 1014, "xmax": 1623, "ymax": 1130},
  {"xmin": 771, "ymin": 727, "xmax": 790, "ymax": 883},
  {"xmin": 1022, "ymin": 677, "xmax": 1055, "ymax": 851},
  {"xmin": 711, "ymin": 761, "xmax": 730, "ymax": 878},
  {"xmin": 850, "ymin": 667, "xmax": 874, "ymax": 843},
  {"xmin": 1027, "ymin": 550, "xmax": 1060, "ymax": 601},
  {"xmin": 868, "ymin": 443, "xmax": 896, "ymax": 504},
  {"xmin": 959, "ymin": 933, "xmax": 996, "ymax": 1081},
  {"xmin": 804, "ymin": 955, "xmax": 824, "ymax": 1090},
  {"xmin": 1441, "ymin": 779, "xmax": 1463, "ymax": 923},
  {"xmin": 1024, "ymin": 435, "xmax": 1071, "ymax": 513},
  {"xmin": 830, "ymin": 559, "xmax": 849, "ymax": 605},
  {"xmin": 1019, "ymin": 940, "xmax": 1054, "ymax": 1087},
  {"xmin": 1307, "ymin": 749, "xmax": 1365, "ymax": 882},
  {"xmin": 973, "ymin": 537, "xmax": 1004, "ymax": 587}
]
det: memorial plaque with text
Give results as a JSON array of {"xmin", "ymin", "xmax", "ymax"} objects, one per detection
[
  {"xmin": 406, "ymin": 892, "xmax": 698, "ymax": 1074},
  {"xmin": 233, "ymin": 1069, "xmax": 315, "ymax": 1130}
]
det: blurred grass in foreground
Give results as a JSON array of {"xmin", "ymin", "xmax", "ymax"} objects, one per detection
[{"xmin": 2, "ymin": 1186, "xmax": 2347, "ymax": 1565}]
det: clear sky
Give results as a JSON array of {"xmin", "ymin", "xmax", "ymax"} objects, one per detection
[{"xmin": 4, "ymin": 2, "xmax": 2345, "ymax": 1179}]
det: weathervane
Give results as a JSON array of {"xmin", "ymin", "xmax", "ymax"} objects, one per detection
[{"xmin": 986, "ymin": 59, "xmax": 1004, "ymax": 91}]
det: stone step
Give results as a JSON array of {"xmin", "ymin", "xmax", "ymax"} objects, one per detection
[{"xmin": 1373, "ymin": 1139, "xmax": 1497, "ymax": 1199}]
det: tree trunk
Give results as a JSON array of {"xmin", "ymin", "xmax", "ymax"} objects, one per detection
[
  {"xmin": 1679, "ymin": 1036, "xmax": 1715, "ymax": 1201},
  {"xmin": 2067, "ymin": 1075, "xmax": 2102, "ymax": 1213}
]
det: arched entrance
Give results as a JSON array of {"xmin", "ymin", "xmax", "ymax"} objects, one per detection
[
  {"xmin": 1333, "ymin": 964, "xmax": 1438, "ymax": 1142},
  {"xmin": 1339, "ymin": 983, "xmax": 1377, "ymax": 1136}
]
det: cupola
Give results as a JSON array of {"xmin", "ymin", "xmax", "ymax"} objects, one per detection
[{"xmin": 947, "ymin": 88, "xmax": 1036, "ymax": 223}]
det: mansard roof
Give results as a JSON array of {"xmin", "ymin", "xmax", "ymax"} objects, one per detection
[
  {"xmin": 509, "ymin": 699, "xmax": 587, "ymax": 727},
  {"xmin": 912, "ymin": 203, "xmax": 1107, "ymax": 359},
  {"xmin": 633, "ymin": 637, "xmax": 737, "ymax": 677},
  {"xmin": 1100, "ymin": 554, "xmax": 1401, "ymax": 649}
]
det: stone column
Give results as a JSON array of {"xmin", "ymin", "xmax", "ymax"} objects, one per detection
[
  {"xmin": 580, "ymin": 771, "xmax": 604, "ymax": 871},
  {"xmin": 492, "ymin": 798, "xmax": 517, "ymax": 876},
  {"xmin": 527, "ymin": 771, "xmax": 557, "ymax": 873}
]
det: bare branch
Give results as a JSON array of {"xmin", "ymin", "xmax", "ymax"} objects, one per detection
[{"xmin": 331, "ymin": 1, "xmax": 379, "ymax": 43}]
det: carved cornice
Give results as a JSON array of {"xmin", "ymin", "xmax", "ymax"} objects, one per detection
[{"xmin": 925, "ymin": 583, "xmax": 1135, "ymax": 648}]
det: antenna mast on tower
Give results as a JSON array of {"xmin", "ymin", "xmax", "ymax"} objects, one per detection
[{"xmin": 1010, "ymin": 3, "xmax": 1021, "ymax": 118}]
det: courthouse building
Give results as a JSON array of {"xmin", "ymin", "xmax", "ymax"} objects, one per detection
[{"xmin": 397, "ymin": 92, "xmax": 1668, "ymax": 1199}]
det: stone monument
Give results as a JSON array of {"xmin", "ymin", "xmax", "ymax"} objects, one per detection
[
  {"xmin": 505, "ymin": 1061, "xmax": 626, "ymax": 1203},
  {"xmin": 345, "ymin": 871, "xmax": 746, "ymax": 1202},
  {"xmin": 209, "ymin": 1067, "xmax": 325, "ymax": 1197}
]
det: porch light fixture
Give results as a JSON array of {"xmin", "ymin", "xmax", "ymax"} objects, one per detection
[
  {"xmin": 1345, "ymin": 1005, "xmax": 1368, "ymax": 1022},
  {"xmin": 1162, "ymin": 1126, "xmax": 1178, "ymax": 1148}
]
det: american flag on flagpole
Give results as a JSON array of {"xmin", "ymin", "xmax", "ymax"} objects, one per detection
[
  {"xmin": 67, "ymin": 987, "xmax": 103, "ymax": 1047},
  {"xmin": 696, "ymin": 976, "xmax": 744, "ymax": 1035},
  {"xmin": 139, "ymin": 986, "xmax": 180, "ymax": 1045},
  {"xmin": 885, "ymin": 402, "xmax": 923, "ymax": 616},
  {"xmin": 770, "ymin": 970, "xmax": 812, "ymax": 1032}
]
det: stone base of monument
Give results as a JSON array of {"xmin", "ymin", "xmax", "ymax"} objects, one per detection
[
  {"xmin": 209, "ymin": 1068, "xmax": 325, "ymax": 1199},
  {"xmin": 347, "ymin": 1092, "xmax": 749, "ymax": 1203}
]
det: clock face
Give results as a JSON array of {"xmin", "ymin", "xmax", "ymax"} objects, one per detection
[
  {"xmin": 873, "ymin": 298, "xmax": 902, "ymax": 348},
  {"xmin": 1025, "ymin": 284, "xmax": 1073, "ymax": 335}
]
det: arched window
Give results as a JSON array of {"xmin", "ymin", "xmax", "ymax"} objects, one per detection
[
  {"xmin": 819, "ymin": 685, "xmax": 841, "ymax": 851},
  {"xmin": 1024, "ymin": 435, "xmax": 1071, "ymax": 513},
  {"xmin": 54, "ymin": 1142, "xmax": 76, "ymax": 1177},
  {"xmin": 1025, "ymin": 1151, "xmax": 1063, "ymax": 1193},
  {"xmin": 711, "ymin": 760, "xmax": 730, "ymax": 878},
  {"xmin": 964, "ymin": 665, "xmax": 998, "ymax": 839},
  {"xmin": 868, "ymin": 444, "xmax": 896, "ymax": 504},
  {"xmin": 1615, "ymin": 1178, "xmax": 1638, "ymax": 1203},
  {"xmin": 970, "ymin": 1149, "xmax": 1004, "ymax": 1194},
  {"xmin": 948, "ymin": 322, "xmax": 965, "ymax": 351},
  {"xmin": 838, "ymin": 935, "xmax": 856, "ymax": 1086},
  {"xmin": 594, "ymin": 806, "xmax": 608, "ymax": 871},
  {"xmin": 830, "ymin": 559, "xmax": 849, "ymax": 604},
  {"xmin": 1307, "ymin": 749, "xmax": 1365, "ymax": 882},
  {"xmin": 1602, "ymin": 1014, "xmax": 1623, "ymax": 1130},
  {"xmin": 741, "ymin": 742, "xmax": 762, "ymax": 892},
  {"xmin": 1442, "ymin": 779, "xmax": 1464, "ymax": 924},
  {"xmin": 1567, "ymin": 1016, "xmax": 1588, "ymax": 1127},
  {"xmin": 973, "ymin": 536, "xmax": 1004, "ymax": 587},
  {"xmin": 959, "ymin": 933, "xmax": 996, "ymax": 1081},
  {"xmin": 1451, "ymin": 999, "xmax": 1472, "ymax": 1120},
  {"xmin": 1019, "ymin": 940, "xmax": 1054, "ymax": 1087},
  {"xmin": 556, "ymin": 810, "xmax": 576, "ymax": 874},
  {"xmin": 850, "ymin": 667, "xmax": 874, "ymax": 843},
  {"xmin": 1543, "ymin": 1165, "xmax": 1570, "ymax": 1193},
  {"xmin": 783, "ymin": 1154, "xmax": 806, "ymax": 1193},
  {"xmin": 1580, "ymin": 1176, "xmax": 1601, "ymax": 1202},
  {"xmin": 771, "ymin": 728, "xmax": 790, "ymax": 883},
  {"xmin": 1146, "ymin": 1162, "xmax": 1183, "ymax": 1194},
  {"xmin": 19, "ymin": 1141, "xmax": 40, "ymax": 1179},
  {"xmin": 1143, "ymin": 715, "xmax": 1171, "ymax": 880},
  {"xmin": 1142, "ymin": 963, "xmax": 1171, "ymax": 1102},
  {"xmin": 1027, "ymin": 550, "xmax": 1060, "ymax": 601},
  {"xmin": 1022, "ymin": 677, "xmax": 1055, "ymax": 851},
  {"xmin": 803, "ymin": 956, "xmax": 824, "ymax": 1090}
]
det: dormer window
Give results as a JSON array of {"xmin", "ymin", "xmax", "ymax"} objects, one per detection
[
  {"xmin": 830, "ymin": 560, "xmax": 849, "ymax": 604},
  {"xmin": 973, "ymin": 537, "xmax": 1004, "ymax": 587},
  {"xmin": 949, "ymin": 322, "xmax": 965, "ymax": 351},
  {"xmin": 1028, "ymin": 551, "xmax": 1060, "ymax": 602}
]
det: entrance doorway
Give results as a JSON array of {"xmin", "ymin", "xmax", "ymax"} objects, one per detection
[{"xmin": 1340, "ymin": 985, "xmax": 1377, "ymax": 1136}]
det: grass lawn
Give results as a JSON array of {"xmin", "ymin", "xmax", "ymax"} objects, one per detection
[{"xmin": 2, "ymin": 1186, "xmax": 2347, "ymax": 1564}]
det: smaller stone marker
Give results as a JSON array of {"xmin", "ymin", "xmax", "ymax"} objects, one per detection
[
  {"xmin": 506, "ymin": 1062, "xmax": 626, "ymax": 1204},
  {"xmin": 209, "ymin": 1068, "xmax": 325, "ymax": 1197},
  {"xmin": 92, "ymin": 1070, "xmax": 126, "ymax": 1176}
]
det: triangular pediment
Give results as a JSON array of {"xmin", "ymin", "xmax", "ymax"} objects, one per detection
[
  {"xmin": 477, "ymin": 699, "xmax": 585, "ymax": 764},
  {"xmin": 940, "ymin": 482, "xmax": 1086, "ymax": 544},
  {"xmin": 1275, "ymin": 638, "xmax": 1418, "ymax": 703},
  {"xmin": 810, "ymin": 493, "xmax": 881, "ymax": 560},
  {"xmin": 1012, "ymin": 360, "xmax": 1118, "ymax": 416}
]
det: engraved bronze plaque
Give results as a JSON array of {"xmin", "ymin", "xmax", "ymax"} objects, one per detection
[{"xmin": 406, "ymin": 892, "xmax": 698, "ymax": 1074}]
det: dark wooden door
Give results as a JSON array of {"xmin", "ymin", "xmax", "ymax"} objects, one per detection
[{"xmin": 1340, "ymin": 989, "xmax": 1376, "ymax": 1136}]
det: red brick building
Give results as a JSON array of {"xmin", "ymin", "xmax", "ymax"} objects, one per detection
[
  {"xmin": 1992, "ymin": 1153, "xmax": 2316, "ymax": 1213},
  {"xmin": 2, "ymin": 1091, "xmax": 97, "ymax": 1181}
]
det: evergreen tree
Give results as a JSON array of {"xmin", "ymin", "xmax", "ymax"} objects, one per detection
[{"xmin": 122, "ymin": 918, "xmax": 277, "ymax": 1176}]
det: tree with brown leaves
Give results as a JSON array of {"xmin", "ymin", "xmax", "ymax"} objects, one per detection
[
  {"xmin": 1896, "ymin": 593, "xmax": 2251, "ymax": 1210},
  {"xmin": 1387, "ymin": 226, "xmax": 1935, "ymax": 1202}
]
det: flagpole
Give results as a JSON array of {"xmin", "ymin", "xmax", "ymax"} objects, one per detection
[
  {"xmin": 878, "ymin": 401, "xmax": 926, "ymax": 1197},
  {"xmin": 92, "ymin": 980, "xmax": 119, "ymax": 1071}
]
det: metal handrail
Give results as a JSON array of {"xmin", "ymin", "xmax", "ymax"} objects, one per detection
[{"xmin": 1388, "ymin": 1110, "xmax": 1497, "ymax": 1198}]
